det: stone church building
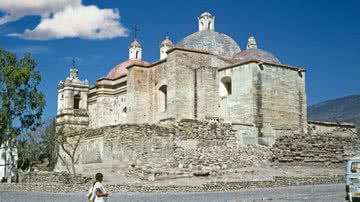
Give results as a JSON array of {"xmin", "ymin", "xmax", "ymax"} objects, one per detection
[{"xmin": 57, "ymin": 12, "xmax": 307, "ymax": 146}]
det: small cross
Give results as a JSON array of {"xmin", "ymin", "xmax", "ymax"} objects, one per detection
[
  {"xmin": 72, "ymin": 58, "xmax": 76, "ymax": 68},
  {"xmin": 133, "ymin": 26, "xmax": 139, "ymax": 39}
]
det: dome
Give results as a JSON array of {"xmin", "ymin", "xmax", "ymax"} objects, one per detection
[
  {"xmin": 130, "ymin": 39, "xmax": 142, "ymax": 48},
  {"xmin": 176, "ymin": 31, "xmax": 241, "ymax": 58},
  {"xmin": 200, "ymin": 12, "xmax": 212, "ymax": 17},
  {"xmin": 107, "ymin": 59, "xmax": 150, "ymax": 79},
  {"xmin": 232, "ymin": 48, "xmax": 281, "ymax": 64},
  {"xmin": 161, "ymin": 36, "xmax": 174, "ymax": 47}
]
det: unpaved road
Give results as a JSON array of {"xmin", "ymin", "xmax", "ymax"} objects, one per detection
[{"xmin": 0, "ymin": 184, "xmax": 346, "ymax": 202}]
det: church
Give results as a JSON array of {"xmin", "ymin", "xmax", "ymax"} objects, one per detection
[{"xmin": 57, "ymin": 12, "xmax": 307, "ymax": 145}]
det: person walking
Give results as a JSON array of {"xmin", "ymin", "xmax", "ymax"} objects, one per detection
[{"xmin": 88, "ymin": 173, "xmax": 109, "ymax": 202}]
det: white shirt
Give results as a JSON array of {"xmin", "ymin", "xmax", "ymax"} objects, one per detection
[{"xmin": 93, "ymin": 182, "xmax": 108, "ymax": 202}]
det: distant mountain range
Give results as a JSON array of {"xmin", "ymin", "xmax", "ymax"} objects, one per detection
[{"xmin": 307, "ymin": 95, "xmax": 360, "ymax": 127}]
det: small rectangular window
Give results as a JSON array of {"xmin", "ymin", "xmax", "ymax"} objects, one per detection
[{"xmin": 74, "ymin": 95, "xmax": 80, "ymax": 109}]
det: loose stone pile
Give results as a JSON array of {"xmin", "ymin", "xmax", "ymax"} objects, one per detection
[
  {"xmin": 272, "ymin": 123, "xmax": 359, "ymax": 164},
  {"xmin": 19, "ymin": 171, "xmax": 92, "ymax": 184}
]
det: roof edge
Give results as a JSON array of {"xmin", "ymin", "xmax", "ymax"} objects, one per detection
[
  {"xmin": 308, "ymin": 120, "xmax": 355, "ymax": 128},
  {"xmin": 167, "ymin": 47, "xmax": 210, "ymax": 55},
  {"xmin": 219, "ymin": 60, "xmax": 306, "ymax": 72}
]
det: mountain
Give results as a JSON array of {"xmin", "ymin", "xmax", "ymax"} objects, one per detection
[{"xmin": 307, "ymin": 95, "xmax": 360, "ymax": 127}]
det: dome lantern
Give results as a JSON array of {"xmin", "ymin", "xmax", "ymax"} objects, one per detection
[
  {"xmin": 247, "ymin": 36, "xmax": 258, "ymax": 49},
  {"xmin": 198, "ymin": 12, "xmax": 215, "ymax": 32},
  {"xmin": 160, "ymin": 35, "xmax": 174, "ymax": 60},
  {"xmin": 129, "ymin": 38, "xmax": 142, "ymax": 60}
]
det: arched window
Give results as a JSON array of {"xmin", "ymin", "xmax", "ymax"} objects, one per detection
[
  {"xmin": 219, "ymin": 76, "xmax": 232, "ymax": 97},
  {"xmin": 159, "ymin": 85, "xmax": 167, "ymax": 112},
  {"xmin": 122, "ymin": 107, "xmax": 127, "ymax": 117},
  {"xmin": 135, "ymin": 51, "xmax": 139, "ymax": 59},
  {"xmin": 74, "ymin": 94, "xmax": 80, "ymax": 109}
]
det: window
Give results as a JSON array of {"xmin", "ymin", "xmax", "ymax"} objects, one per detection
[
  {"xmin": 219, "ymin": 76, "xmax": 232, "ymax": 97},
  {"xmin": 74, "ymin": 94, "xmax": 80, "ymax": 109},
  {"xmin": 351, "ymin": 162, "xmax": 360, "ymax": 173},
  {"xmin": 159, "ymin": 85, "xmax": 167, "ymax": 112}
]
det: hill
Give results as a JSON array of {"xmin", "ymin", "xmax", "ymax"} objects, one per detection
[{"xmin": 307, "ymin": 95, "xmax": 360, "ymax": 127}]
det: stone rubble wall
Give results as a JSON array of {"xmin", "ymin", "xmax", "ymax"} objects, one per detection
[
  {"xmin": 18, "ymin": 171, "xmax": 91, "ymax": 184},
  {"xmin": 272, "ymin": 121, "xmax": 359, "ymax": 164},
  {"xmin": 0, "ymin": 175, "xmax": 344, "ymax": 193},
  {"xmin": 55, "ymin": 120, "xmax": 358, "ymax": 181},
  {"xmin": 56, "ymin": 120, "xmax": 271, "ymax": 179}
]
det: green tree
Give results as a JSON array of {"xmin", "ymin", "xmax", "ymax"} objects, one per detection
[{"xmin": 0, "ymin": 49, "xmax": 45, "ymax": 144}]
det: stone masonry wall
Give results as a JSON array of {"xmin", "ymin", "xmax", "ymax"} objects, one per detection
[
  {"xmin": 256, "ymin": 64, "xmax": 307, "ymax": 145},
  {"xmin": 272, "ymin": 121, "xmax": 359, "ymax": 164},
  {"xmin": 18, "ymin": 171, "xmax": 91, "ymax": 184},
  {"xmin": 55, "ymin": 120, "xmax": 271, "ymax": 179},
  {"xmin": 55, "ymin": 120, "xmax": 358, "ymax": 180}
]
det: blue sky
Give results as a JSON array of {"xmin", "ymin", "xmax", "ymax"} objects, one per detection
[{"xmin": 0, "ymin": 0, "xmax": 359, "ymax": 120}]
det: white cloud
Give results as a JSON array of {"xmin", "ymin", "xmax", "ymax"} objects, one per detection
[
  {"xmin": 0, "ymin": 0, "xmax": 81, "ymax": 24},
  {"xmin": 0, "ymin": 0, "xmax": 128, "ymax": 40}
]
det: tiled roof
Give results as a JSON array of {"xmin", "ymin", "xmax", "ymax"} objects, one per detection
[{"xmin": 107, "ymin": 59, "xmax": 150, "ymax": 79}]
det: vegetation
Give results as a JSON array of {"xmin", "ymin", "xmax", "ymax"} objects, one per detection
[
  {"xmin": 16, "ymin": 118, "xmax": 58, "ymax": 172},
  {"xmin": 0, "ymin": 49, "xmax": 45, "ymax": 145}
]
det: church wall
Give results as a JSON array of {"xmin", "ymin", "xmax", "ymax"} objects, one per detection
[
  {"xmin": 196, "ymin": 65, "xmax": 219, "ymax": 120},
  {"xmin": 219, "ymin": 63, "xmax": 257, "ymax": 125},
  {"xmin": 166, "ymin": 50, "xmax": 216, "ymax": 121},
  {"xmin": 127, "ymin": 66, "xmax": 151, "ymax": 124},
  {"xmin": 255, "ymin": 64, "xmax": 307, "ymax": 145},
  {"xmin": 88, "ymin": 93, "xmax": 127, "ymax": 128},
  {"xmin": 146, "ymin": 61, "xmax": 175, "ymax": 123}
]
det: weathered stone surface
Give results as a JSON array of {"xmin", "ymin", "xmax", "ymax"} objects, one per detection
[
  {"xmin": 272, "ymin": 122, "xmax": 358, "ymax": 164},
  {"xmin": 18, "ymin": 171, "xmax": 91, "ymax": 184},
  {"xmin": 55, "ymin": 120, "xmax": 272, "ymax": 178}
]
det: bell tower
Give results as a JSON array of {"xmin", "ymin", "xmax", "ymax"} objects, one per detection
[{"xmin": 57, "ymin": 62, "xmax": 89, "ymax": 131}]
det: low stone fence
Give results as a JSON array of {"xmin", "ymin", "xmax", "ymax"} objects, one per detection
[
  {"xmin": 0, "ymin": 175, "xmax": 344, "ymax": 193},
  {"xmin": 272, "ymin": 121, "xmax": 359, "ymax": 164},
  {"xmin": 18, "ymin": 171, "xmax": 91, "ymax": 184}
]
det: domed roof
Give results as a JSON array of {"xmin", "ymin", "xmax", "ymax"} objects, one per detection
[
  {"xmin": 176, "ymin": 31, "xmax": 241, "ymax": 58},
  {"xmin": 130, "ymin": 39, "xmax": 142, "ymax": 48},
  {"xmin": 107, "ymin": 59, "xmax": 150, "ymax": 79},
  {"xmin": 161, "ymin": 36, "xmax": 174, "ymax": 47},
  {"xmin": 200, "ymin": 12, "xmax": 212, "ymax": 17},
  {"xmin": 232, "ymin": 48, "xmax": 281, "ymax": 64}
]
